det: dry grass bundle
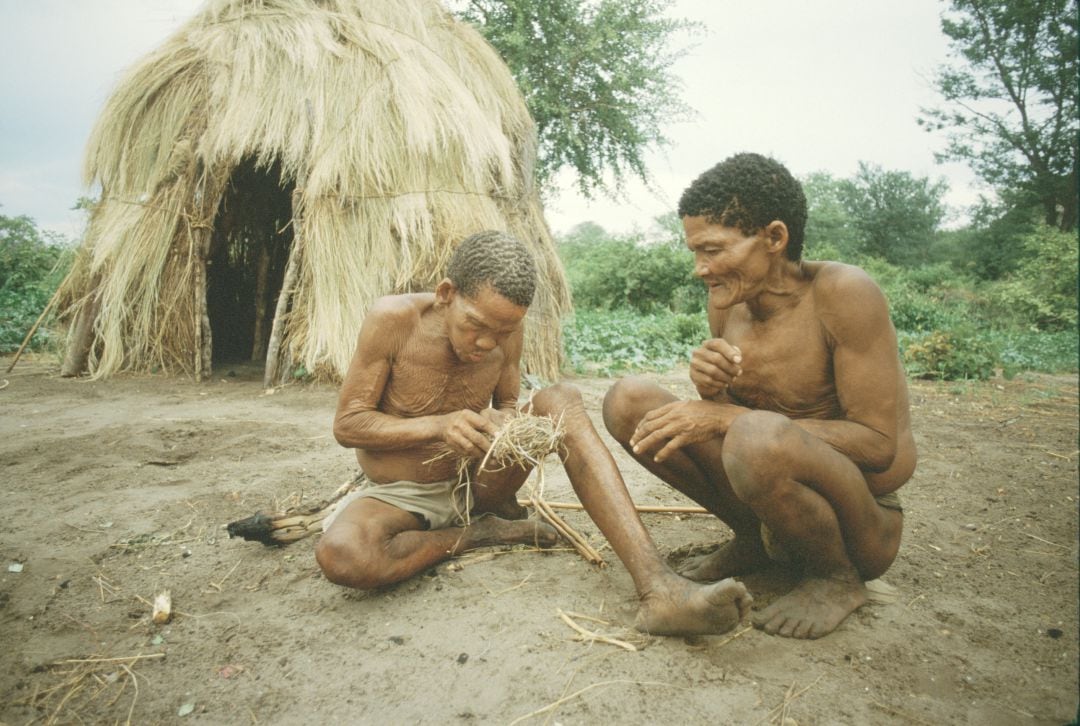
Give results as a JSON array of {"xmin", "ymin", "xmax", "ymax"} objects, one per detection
[
  {"xmin": 447, "ymin": 411, "xmax": 566, "ymax": 481},
  {"xmin": 56, "ymin": 0, "xmax": 570, "ymax": 381},
  {"xmin": 429, "ymin": 412, "xmax": 604, "ymax": 565},
  {"xmin": 425, "ymin": 411, "xmax": 564, "ymax": 524}
]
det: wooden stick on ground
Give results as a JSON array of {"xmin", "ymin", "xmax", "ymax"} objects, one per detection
[
  {"xmin": 518, "ymin": 499, "xmax": 708, "ymax": 515},
  {"xmin": 530, "ymin": 494, "xmax": 605, "ymax": 567}
]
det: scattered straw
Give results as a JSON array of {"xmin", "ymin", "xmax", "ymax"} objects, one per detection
[
  {"xmin": 754, "ymin": 674, "xmax": 824, "ymax": 726},
  {"xmin": 508, "ymin": 679, "xmax": 679, "ymax": 726},
  {"xmin": 556, "ymin": 609, "xmax": 644, "ymax": 652},
  {"xmin": 23, "ymin": 653, "xmax": 163, "ymax": 725}
]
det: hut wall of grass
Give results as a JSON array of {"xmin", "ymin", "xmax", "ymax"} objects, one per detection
[{"xmin": 57, "ymin": 0, "xmax": 571, "ymax": 383}]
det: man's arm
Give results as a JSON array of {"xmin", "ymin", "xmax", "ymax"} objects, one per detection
[
  {"xmin": 797, "ymin": 265, "xmax": 900, "ymax": 472},
  {"xmin": 490, "ymin": 327, "xmax": 524, "ymax": 414},
  {"xmin": 332, "ymin": 296, "xmax": 496, "ymax": 457}
]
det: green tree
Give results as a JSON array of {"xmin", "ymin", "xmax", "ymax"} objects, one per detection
[
  {"xmin": 988, "ymin": 223, "xmax": 1079, "ymax": 330},
  {"xmin": 801, "ymin": 172, "xmax": 862, "ymax": 262},
  {"xmin": 0, "ymin": 212, "xmax": 70, "ymax": 351},
  {"xmin": 833, "ymin": 163, "xmax": 948, "ymax": 267},
  {"xmin": 919, "ymin": 0, "xmax": 1079, "ymax": 230},
  {"xmin": 452, "ymin": 0, "xmax": 697, "ymax": 197}
]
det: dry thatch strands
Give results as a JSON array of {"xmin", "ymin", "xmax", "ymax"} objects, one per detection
[{"xmin": 55, "ymin": 0, "xmax": 569, "ymax": 382}]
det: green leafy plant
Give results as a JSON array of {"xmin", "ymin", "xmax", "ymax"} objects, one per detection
[
  {"xmin": 901, "ymin": 329, "xmax": 998, "ymax": 380},
  {"xmin": 0, "ymin": 214, "xmax": 72, "ymax": 352}
]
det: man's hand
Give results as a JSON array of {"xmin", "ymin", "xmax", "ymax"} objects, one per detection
[
  {"xmin": 480, "ymin": 407, "xmax": 512, "ymax": 430},
  {"xmin": 690, "ymin": 339, "xmax": 742, "ymax": 398},
  {"xmin": 442, "ymin": 409, "xmax": 499, "ymax": 458},
  {"xmin": 630, "ymin": 399, "xmax": 731, "ymax": 463}
]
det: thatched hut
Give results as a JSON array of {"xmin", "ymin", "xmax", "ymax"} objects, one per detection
[{"xmin": 58, "ymin": 0, "xmax": 570, "ymax": 384}]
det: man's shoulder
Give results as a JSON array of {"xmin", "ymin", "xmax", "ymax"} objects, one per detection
[
  {"xmin": 367, "ymin": 293, "xmax": 435, "ymax": 325},
  {"xmin": 808, "ymin": 261, "xmax": 883, "ymax": 300}
]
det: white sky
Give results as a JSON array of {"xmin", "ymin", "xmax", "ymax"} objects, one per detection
[{"xmin": 0, "ymin": 0, "xmax": 982, "ymax": 241}]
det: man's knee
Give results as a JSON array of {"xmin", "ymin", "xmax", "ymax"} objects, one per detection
[
  {"xmin": 316, "ymin": 530, "xmax": 381, "ymax": 590},
  {"xmin": 602, "ymin": 375, "xmax": 657, "ymax": 442},
  {"xmin": 722, "ymin": 410, "xmax": 798, "ymax": 503},
  {"xmin": 531, "ymin": 382, "xmax": 584, "ymax": 417}
]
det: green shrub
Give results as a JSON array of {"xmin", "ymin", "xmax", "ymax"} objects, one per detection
[
  {"xmin": 981, "ymin": 224, "xmax": 1078, "ymax": 331},
  {"xmin": 558, "ymin": 221, "xmax": 703, "ymax": 314},
  {"xmin": 901, "ymin": 329, "xmax": 998, "ymax": 380},
  {"xmin": 0, "ymin": 214, "xmax": 72, "ymax": 352}
]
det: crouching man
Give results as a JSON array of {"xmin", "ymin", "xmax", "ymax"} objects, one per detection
[{"xmin": 603, "ymin": 154, "xmax": 917, "ymax": 639}]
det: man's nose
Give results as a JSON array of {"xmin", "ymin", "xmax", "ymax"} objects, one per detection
[{"xmin": 476, "ymin": 335, "xmax": 497, "ymax": 351}]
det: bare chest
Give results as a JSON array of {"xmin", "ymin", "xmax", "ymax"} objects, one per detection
[
  {"xmin": 721, "ymin": 302, "xmax": 841, "ymax": 418},
  {"xmin": 381, "ymin": 350, "xmax": 501, "ymax": 417}
]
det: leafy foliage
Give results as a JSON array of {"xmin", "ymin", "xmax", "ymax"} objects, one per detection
[
  {"xmin": 452, "ymin": 0, "xmax": 698, "ymax": 197},
  {"xmin": 558, "ymin": 218, "xmax": 702, "ymax": 313},
  {"xmin": 0, "ymin": 213, "xmax": 71, "ymax": 352},
  {"xmin": 919, "ymin": 0, "xmax": 1079, "ymax": 230},
  {"xmin": 838, "ymin": 163, "xmax": 948, "ymax": 267},
  {"xmin": 562, "ymin": 308, "xmax": 707, "ymax": 374},
  {"xmin": 802, "ymin": 167, "xmax": 949, "ymax": 267},
  {"xmin": 982, "ymin": 223, "xmax": 1079, "ymax": 330},
  {"xmin": 901, "ymin": 329, "xmax": 999, "ymax": 380}
]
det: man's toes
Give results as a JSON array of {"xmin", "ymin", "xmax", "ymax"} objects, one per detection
[
  {"xmin": 536, "ymin": 523, "xmax": 559, "ymax": 546},
  {"xmin": 791, "ymin": 619, "xmax": 815, "ymax": 639},
  {"xmin": 737, "ymin": 591, "xmax": 754, "ymax": 620}
]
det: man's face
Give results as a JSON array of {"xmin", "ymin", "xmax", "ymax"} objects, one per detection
[
  {"xmin": 441, "ymin": 283, "xmax": 527, "ymax": 363},
  {"xmin": 683, "ymin": 215, "xmax": 774, "ymax": 310}
]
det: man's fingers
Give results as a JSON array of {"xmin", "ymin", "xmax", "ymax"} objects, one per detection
[
  {"xmin": 652, "ymin": 435, "xmax": 687, "ymax": 463},
  {"xmin": 631, "ymin": 427, "xmax": 672, "ymax": 457}
]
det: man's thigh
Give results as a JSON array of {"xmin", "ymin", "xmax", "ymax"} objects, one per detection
[{"xmin": 324, "ymin": 495, "xmax": 426, "ymax": 549}]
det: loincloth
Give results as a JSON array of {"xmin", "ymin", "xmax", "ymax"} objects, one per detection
[
  {"xmin": 760, "ymin": 491, "xmax": 903, "ymax": 564},
  {"xmin": 321, "ymin": 472, "xmax": 473, "ymax": 532}
]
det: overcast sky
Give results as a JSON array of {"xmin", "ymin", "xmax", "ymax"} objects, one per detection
[{"xmin": 0, "ymin": 0, "xmax": 980, "ymax": 240}]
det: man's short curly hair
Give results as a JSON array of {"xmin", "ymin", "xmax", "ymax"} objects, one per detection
[
  {"xmin": 678, "ymin": 153, "xmax": 808, "ymax": 261},
  {"xmin": 446, "ymin": 230, "xmax": 537, "ymax": 308}
]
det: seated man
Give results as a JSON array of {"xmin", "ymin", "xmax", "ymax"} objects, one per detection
[
  {"xmin": 603, "ymin": 153, "xmax": 917, "ymax": 639},
  {"xmin": 315, "ymin": 230, "xmax": 751, "ymax": 636}
]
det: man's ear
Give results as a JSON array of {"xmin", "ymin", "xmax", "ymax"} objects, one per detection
[
  {"xmin": 435, "ymin": 278, "xmax": 456, "ymax": 305},
  {"xmin": 764, "ymin": 221, "xmax": 789, "ymax": 254}
]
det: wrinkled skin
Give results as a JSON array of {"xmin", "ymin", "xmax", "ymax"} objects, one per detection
[
  {"xmin": 604, "ymin": 216, "xmax": 916, "ymax": 639},
  {"xmin": 316, "ymin": 279, "xmax": 752, "ymax": 636}
]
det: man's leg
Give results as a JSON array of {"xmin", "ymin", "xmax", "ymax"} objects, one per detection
[
  {"xmin": 528, "ymin": 383, "xmax": 752, "ymax": 636},
  {"xmin": 723, "ymin": 411, "xmax": 904, "ymax": 639},
  {"xmin": 602, "ymin": 376, "xmax": 770, "ymax": 580},
  {"xmin": 316, "ymin": 496, "xmax": 557, "ymax": 589}
]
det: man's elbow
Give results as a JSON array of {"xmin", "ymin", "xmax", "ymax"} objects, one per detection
[
  {"xmin": 333, "ymin": 415, "xmax": 365, "ymax": 449},
  {"xmin": 863, "ymin": 438, "xmax": 897, "ymax": 473}
]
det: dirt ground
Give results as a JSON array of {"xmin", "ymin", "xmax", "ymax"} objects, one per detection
[{"xmin": 1, "ymin": 356, "xmax": 1077, "ymax": 725}]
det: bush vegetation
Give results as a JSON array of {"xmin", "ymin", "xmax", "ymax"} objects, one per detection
[{"xmin": 0, "ymin": 213, "xmax": 72, "ymax": 353}]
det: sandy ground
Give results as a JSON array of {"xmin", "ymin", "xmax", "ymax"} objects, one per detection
[{"xmin": 0, "ymin": 357, "xmax": 1077, "ymax": 725}]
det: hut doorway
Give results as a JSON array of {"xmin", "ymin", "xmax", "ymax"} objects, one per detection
[{"xmin": 206, "ymin": 158, "xmax": 295, "ymax": 369}]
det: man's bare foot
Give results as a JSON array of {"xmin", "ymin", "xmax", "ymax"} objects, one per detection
[
  {"xmin": 480, "ymin": 497, "xmax": 529, "ymax": 521},
  {"xmin": 460, "ymin": 517, "xmax": 558, "ymax": 550},
  {"xmin": 634, "ymin": 575, "xmax": 753, "ymax": 636},
  {"xmin": 752, "ymin": 573, "xmax": 867, "ymax": 639},
  {"xmin": 676, "ymin": 536, "xmax": 771, "ymax": 582}
]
